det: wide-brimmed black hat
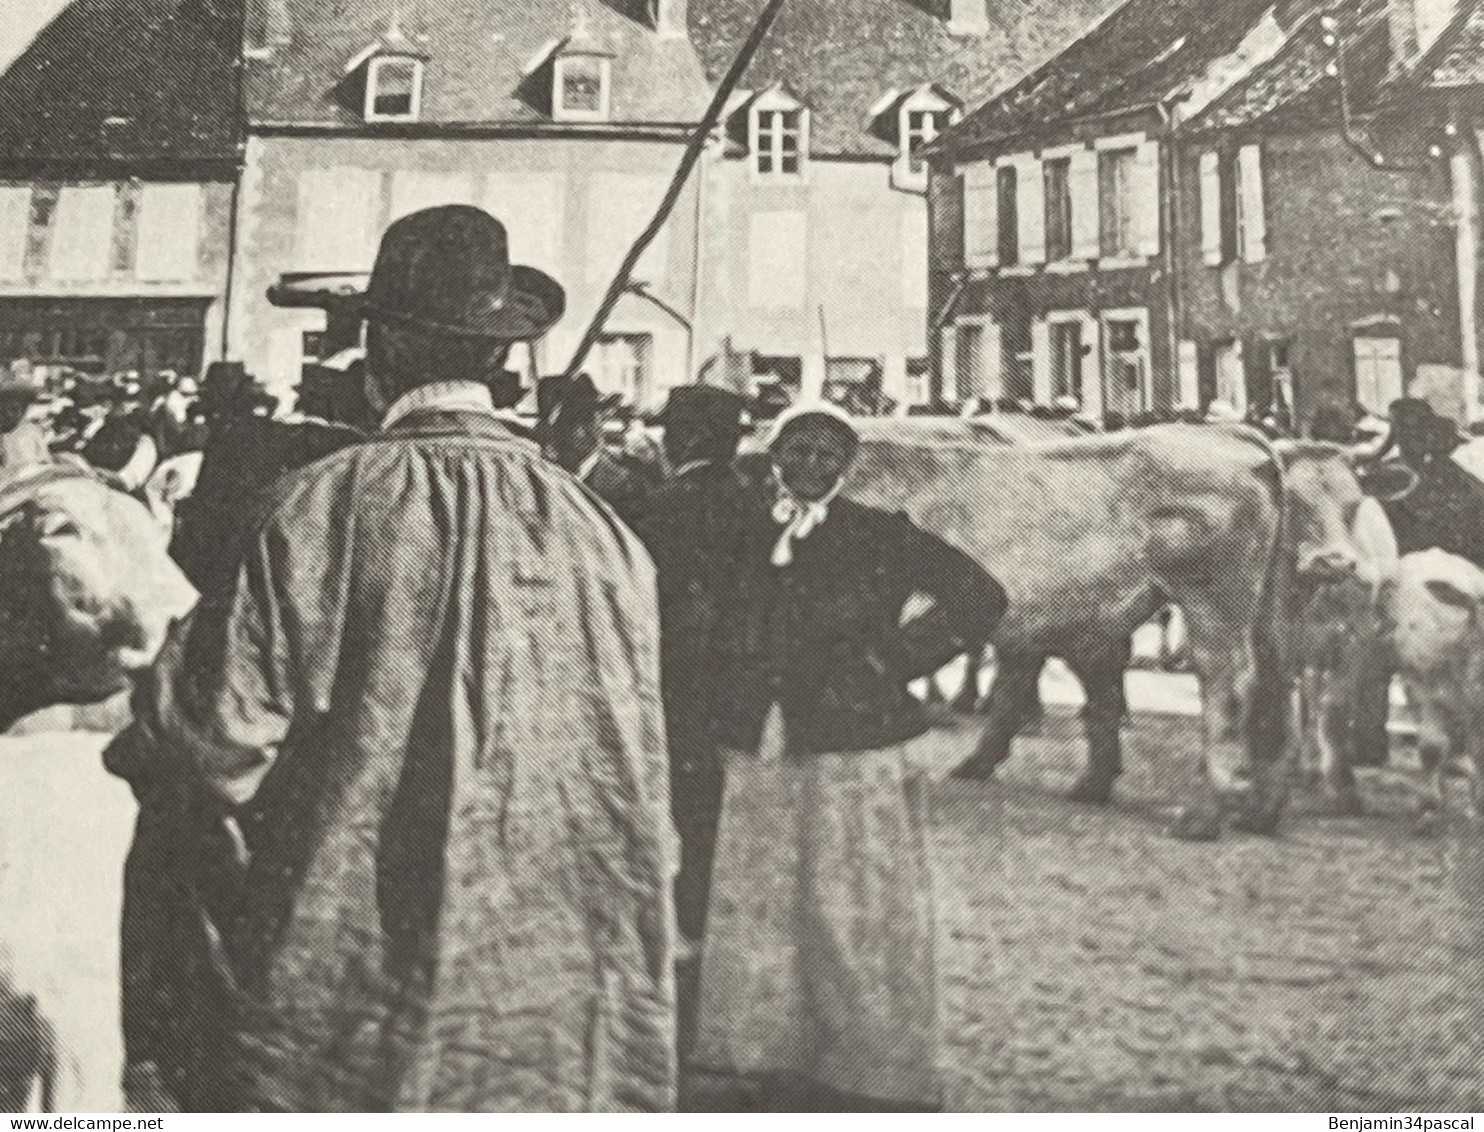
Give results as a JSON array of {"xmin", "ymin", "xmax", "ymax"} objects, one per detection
[
  {"xmin": 284, "ymin": 205, "xmax": 564, "ymax": 342},
  {"xmin": 657, "ymin": 385, "xmax": 748, "ymax": 435},
  {"xmin": 537, "ymin": 372, "xmax": 620, "ymax": 433}
]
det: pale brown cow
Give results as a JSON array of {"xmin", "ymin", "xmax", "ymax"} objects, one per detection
[
  {"xmin": 0, "ymin": 460, "xmax": 197, "ymax": 1111},
  {"xmin": 847, "ymin": 424, "xmax": 1366, "ymax": 840}
]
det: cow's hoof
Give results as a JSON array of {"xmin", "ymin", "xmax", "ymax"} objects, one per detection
[
  {"xmin": 1067, "ymin": 775, "xmax": 1115, "ymax": 805},
  {"xmin": 1168, "ymin": 807, "xmax": 1222, "ymax": 842}
]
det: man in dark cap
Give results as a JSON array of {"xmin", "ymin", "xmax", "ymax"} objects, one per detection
[
  {"xmin": 108, "ymin": 205, "xmax": 677, "ymax": 1112},
  {"xmin": 537, "ymin": 373, "xmax": 653, "ymax": 528},
  {"xmin": 629, "ymin": 384, "xmax": 749, "ymax": 1048}
]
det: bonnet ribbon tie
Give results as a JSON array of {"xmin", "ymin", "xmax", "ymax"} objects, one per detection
[{"xmin": 770, "ymin": 490, "xmax": 832, "ymax": 567}]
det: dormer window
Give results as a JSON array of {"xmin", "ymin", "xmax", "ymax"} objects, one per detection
[
  {"xmin": 875, "ymin": 86, "xmax": 959, "ymax": 190},
  {"xmin": 554, "ymin": 52, "xmax": 611, "ymax": 120},
  {"xmin": 345, "ymin": 20, "xmax": 429, "ymax": 124},
  {"xmin": 748, "ymin": 87, "xmax": 809, "ymax": 181},
  {"xmin": 367, "ymin": 56, "xmax": 422, "ymax": 120}
]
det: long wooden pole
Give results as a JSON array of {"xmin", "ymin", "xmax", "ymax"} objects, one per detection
[{"xmin": 563, "ymin": 0, "xmax": 789, "ymax": 379}]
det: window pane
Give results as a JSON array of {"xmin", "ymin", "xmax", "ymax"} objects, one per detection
[
  {"xmin": 372, "ymin": 59, "xmax": 417, "ymax": 117},
  {"xmin": 558, "ymin": 57, "xmax": 606, "ymax": 115},
  {"xmin": 1044, "ymin": 157, "xmax": 1072, "ymax": 261},
  {"xmin": 1099, "ymin": 149, "xmax": 1136, "ymax": 258},
  {"xmin": 997, "ymin": 165, "xmax": 1018, "ymax": 265}
]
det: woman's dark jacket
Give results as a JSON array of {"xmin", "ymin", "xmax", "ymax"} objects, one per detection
[{"xmin": 710, "ymin": 493, "xmax": 1007, "ymax": 756}]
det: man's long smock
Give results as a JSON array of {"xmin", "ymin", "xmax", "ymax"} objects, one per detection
[{"xmin": 123, "ymin": 410, "xmax": 676, "ymax": 1111}]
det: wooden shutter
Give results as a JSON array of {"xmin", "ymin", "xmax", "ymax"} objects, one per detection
[
  {"xmin": 0, "ymin": 187, "xmax": 31, "ymax": 282},
  {"xmin": 1199, "ymin": 151, "xmax": 1223, "ymax": 266},
  {"xmin": 50, "ymin": 186, "xmax": 116, "ymax": 281},
  {"xmin": 748, "ymin": 210, "xmax": 808, "ymax": 309},
  {"xmin": 135, "ymin": 184, "xmax": 202, "ymax": 282},
  {"xmin": 1070, "ymin": 148, "xmax": 1100, "ymax": 260},
  {"xmin": 389, "ymin": 172, "xmax": 476, "ymax": 224},
  {"xmin": 297, "ymin": 168, "xmax": 380, "ymax": 272},
  {"xmin": 1132, "ymin": 140, "xmax": 1161, "ymax": 257},
  {"xmin": 1237, "ymin": 143, "xmax": 1267, "ymax": 263},
  {"xmin": 483, "ymin": 172, "xmax": 567, "ymax": 275},
  {"xmin": 962, "ymin": 163, "xmax": 998, "ymax": 268},
  {"xmin": 983, "ymin": 321, "xmax": 1003, "ymax": 400},
  {"xmin": 1031, "ymin": 319, "xmax": 1053, "ymax": 404},
  {"xmin": 902, "ymin": 207, "xmax": 928, "ymax": 310},
  {"xmin": 1016, "ymin": 155, "xmax": 1046, "ymax": 264},
  {"xmin": 1177, "ymin": 340, "xmax": 1201, "ymax": 408}
]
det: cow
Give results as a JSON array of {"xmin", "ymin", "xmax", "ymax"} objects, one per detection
[
  {"xmin": 1289, "ymin": 493, "xmax": 1399, "ymax": 814},
  {"xmin": 1392, "ymin": 548, "xmax": 1484, "ymax": 834},
  {"xmin": 0, "ymin": 459, "xmax": 197, "ymax": 1111},
  {"xmin": 846, "ymin": 423, "xmax": 1366, "ymax": 840}
]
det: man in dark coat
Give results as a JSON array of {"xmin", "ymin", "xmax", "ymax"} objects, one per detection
[
  {"xmin": 632, "ymin": 386, "xmax": 751, "ymax": 954},
  {"xmin": 538, "ymin": 373, "xmax": 655, "ymax": 528},
  {"xmin": 108, "ymin": 206, "xmax": 677, "ymax": 1112}
]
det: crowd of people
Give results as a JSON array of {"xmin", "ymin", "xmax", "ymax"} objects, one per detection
[
  {"xmin": 81, "ymin": 204, "xmax": 1009, "ymax": 1113},
  {"xmin": 6, "ymin": 199, "xmax": 1484, "ymax": 1114}
]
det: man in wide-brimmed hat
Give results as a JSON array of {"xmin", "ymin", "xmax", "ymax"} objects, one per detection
[
  {"xmin": 110, "ymin": 205, "xmax": 677, "ymax": 1112},
  {"xmin": 537, "ymin": 372, "xmax": 653, "ymax": 528}
]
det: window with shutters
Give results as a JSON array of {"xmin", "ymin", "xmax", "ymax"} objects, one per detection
[
  {"xmin": 1003, "ymin": 318, "xmax": 1033, "ymax": 401},
  {"xmin": 1044, "ymin": 157, "xmax": 1072, "ymax": 262},
  {"xmin": 366, "ymin": 56, "xmax": 422, "ymax": 121},
  {"xmin": 1353, "ymin": 335, "xmax": 1402, "ymax": 414},
  {"xmin": 753, "ymin": 107, "xmax": 807, "ymax": 180},
  {"xmin": 1098, "ymin": 147, "xmax": 1137, "ymax": 258},
  {"xmin": 1201, "ymin": 150, "xmax": 1244, "ymax": 266},
  {"xmin": 997, "ymin": 164, "xmax": 1019, "ymax": 265}
]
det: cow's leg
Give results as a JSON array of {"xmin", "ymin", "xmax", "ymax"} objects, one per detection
[
  {"xmin": 1317, "ymin": 677, "xmax": 1364, "ymax": 816},
  {"xmin": 952, "ymin": 651, "xmax": 1043, "ymax": 781},
  {"xmin": 1414, "ymin": 734, "xmax": 1450, "ymax": 836},
  {"xmin": 1065, "ymin": 644, "xmax": 1130, "ymax": 804},
  {"xmin": 1170, "ymin": 613, "xmax": 1286, "ymax": 840}
]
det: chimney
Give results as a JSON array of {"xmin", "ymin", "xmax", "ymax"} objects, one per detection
[
  {"xmin": 652, "ymin": 0, "xmax": 686, "ymax": 38},
  {"xmin": 949, "ymin": 0, "xmax": 990, "ymax": 36},
  {"xmin": 1392, "ymin": 0, "xmax": 1459, "ymax": 68},
  {"xmin": 245, "ymin": 0, "xmax": 292, "ymax": 54}
]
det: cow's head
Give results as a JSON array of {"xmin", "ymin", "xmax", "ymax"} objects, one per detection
[
  {"xmin": 0, "ymin": 471, "xmax": 197, "ymax": 729},
  {"xmin": 1277, "ymin": 442, "xmax": 1365, "ymax": 584}
]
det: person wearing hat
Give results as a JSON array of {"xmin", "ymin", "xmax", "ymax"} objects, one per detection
[
  {"xmin": 108, "ymin": 205, "xmax": 677, "ymax": 1112},
  {"xmin": 686, "ymin": 403, "xmax": 1006, "ymax": 1111},
  {"xmin": 537, "ymin": 373, "xmax": 652, "ymax": 528},
  {"xmin": 628, "ymin": 385, "xmax": 748, "ymax": 945}
]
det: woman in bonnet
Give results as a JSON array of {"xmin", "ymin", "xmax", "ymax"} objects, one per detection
[{"xmin": 691, "ymin": 404, "xmax": 1007, "ymax": 1111}]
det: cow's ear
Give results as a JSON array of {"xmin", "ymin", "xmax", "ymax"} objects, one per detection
[{"xmin": 1424, "ymin": 577, "xmax": 1478, "ymax": 613}]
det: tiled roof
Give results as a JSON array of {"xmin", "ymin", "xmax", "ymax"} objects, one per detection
[
  {"xmin": 1421, "ymin": 0, "xmax": 1484, "ymax": 86},
  {"xmin": 937, "ymin": 0, "xmax": 1293, "ymax": 154},
  {"xmin": 1185, "ymin": 0, "xmax": 1390, "ymax": 133},
  {"xmin": 246, "ymin": 0, "xmax": 712, "ymax": 128},
  {"xmin": 0, "ymin": 0, "xmax": 240, "ymax": 164},
  {"xmin": 688, "ymin": 0, "xmax": 1114, "ymax": 159}
]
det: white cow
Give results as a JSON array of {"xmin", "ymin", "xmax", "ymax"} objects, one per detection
[
  {"xmin": 0, "ymin": 463, "xmax": 197, "ymax": 1111},
  {"xmin": 1393, "ymin": 548, "xmax": 1484, "ymax": 832}
]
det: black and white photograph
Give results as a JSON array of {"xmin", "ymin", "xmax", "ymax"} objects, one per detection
[{"xmin": 0, "ymin": 0, "xmax": 1481, "ymax": 1114}]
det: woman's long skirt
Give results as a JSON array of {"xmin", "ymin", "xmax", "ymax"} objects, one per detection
[{"xmin": 691, "ymin": 715, "xmax": 942, "ymax": 1107}]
